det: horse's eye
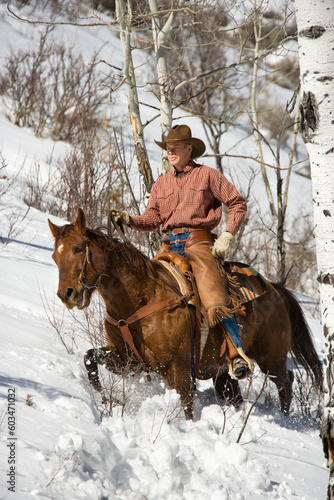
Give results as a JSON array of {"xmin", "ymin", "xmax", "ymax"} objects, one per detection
[{"xmin": 74, "ymin": 246, "xmax": 83, "ymax": 254}]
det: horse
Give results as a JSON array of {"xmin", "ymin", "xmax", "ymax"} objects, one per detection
[{"xmin": 48, "ymin": 208, "xmax": 323, "ymax": 419}]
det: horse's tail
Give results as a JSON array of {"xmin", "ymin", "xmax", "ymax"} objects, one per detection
[{"xmin": 272, "ymin": 283, "xmax": 323, "ymax": 391}]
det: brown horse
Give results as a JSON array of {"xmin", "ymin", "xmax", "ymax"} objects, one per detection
[{"xmin": 48, "ymin": 208, "xmax": 322, "ymax": 418}]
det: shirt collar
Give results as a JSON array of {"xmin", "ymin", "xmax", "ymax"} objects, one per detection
[{"xmin": 171, "ymin": 160, "xmax": 197, "ymax": 177}]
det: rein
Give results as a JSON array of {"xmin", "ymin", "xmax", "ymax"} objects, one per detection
[
  {"xmin": 108, "ymin": 211, "xmax": 128, "ymax": 242},
  {"xmin": 158, "ymin": 270, "xmax": 199, "ymax": 388}
]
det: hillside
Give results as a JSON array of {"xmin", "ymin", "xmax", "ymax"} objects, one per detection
[{"xmin": 0, "ymin": 2, "xmax": 327, "ymax": 499}]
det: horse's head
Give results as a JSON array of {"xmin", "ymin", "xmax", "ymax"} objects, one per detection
[{"xmin": 48, "ymin": 208, "xmax": 99, "ymax": 310}]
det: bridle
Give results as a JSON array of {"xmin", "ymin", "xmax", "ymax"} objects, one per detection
[
  {"xmin": 77, "ymin": 212, "xmax": 121, "ymax": 290},
  {"xmin": 78, "ymin": 243, "xmax": 107, "ymax": 291}
]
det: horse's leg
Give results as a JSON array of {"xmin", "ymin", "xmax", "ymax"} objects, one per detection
[
  {"xmin": 281, "ymin": 369, "xmax": 294, "ymax": 414},
  {"xmin": 165, "ymin": 361, "xmax": 194, "ymax": 420},
  {"xmin": 197, "ymin": 323, "xmax": 243, "ymax": 408},
  {"xmin": 84, "ymin": 346, "xmax": 114, "ymax": 392},
  {"xmin": 84, "ymin": 345, "xmax": 133, "ymax": 393},
  {"xmin": 213, "ymin": 368, "xmax": 243, "ymax": 408},
  {"xmin": 269, "ymin": 366, "xmax": 294, "ymax": 415},
  {"xmin": 241, "ymin": 284, "xmax": 294, "ymax": 414},
  {"xmin": 254, "ymin": 357, "xmax": 294, "ymax": 414}
]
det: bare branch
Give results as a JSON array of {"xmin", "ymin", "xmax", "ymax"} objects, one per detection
[
  {"xmin": 6, "ymin": 0, "xmax": 117, "ymax": 27},
  {"xmin": 236, "ymin": 373, "xmax": 269, "ymax": 444}
]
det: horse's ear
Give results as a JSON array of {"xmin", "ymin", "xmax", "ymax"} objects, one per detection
[
  {"xmin": 75, "ymin": 208, "xmax": 86, "ymax": 235},
  {"xmin": 48, "ymin": 219, "xmax": 61, "ymax": 238}
]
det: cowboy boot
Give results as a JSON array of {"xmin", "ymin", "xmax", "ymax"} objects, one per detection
[{"xmin": 220, "ymin": 316, "xmax": 252, "ymax": 379}]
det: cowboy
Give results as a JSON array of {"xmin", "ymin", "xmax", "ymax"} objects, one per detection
[{"xmin": 111, "ymin": 124, "xmax": 251, "ymax": 379}]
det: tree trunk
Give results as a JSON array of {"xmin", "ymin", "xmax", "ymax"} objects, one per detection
[
  {"xmin": 148, "ymin": 0, "xmax": 186, "ymax": 173},
  {"xmin": 295, "ymin": 1, "xmax": 334, "ymax": 497},
  {"xmin": 115, "ymin": 0, "xmax": 154, "ymax": 193},
  {"xmin": 251, "ymin": 13, "xmax": 277, "ymax": 219},
  {"xmin": 148, "ymin": 0, "xmax": 174, "ymax": 173}
]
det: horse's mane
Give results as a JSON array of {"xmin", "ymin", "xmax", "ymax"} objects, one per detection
[
  {"xmin": 58, "ymin": 223, "xmax": 166, "ymax": 282},
  {"xmin": 86, "ymin": 226, "xmax": 161, "ymax": 281}
]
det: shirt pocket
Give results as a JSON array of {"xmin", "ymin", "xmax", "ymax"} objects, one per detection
[
  {"xmin": 186, "ymin": 186, "xmax": 213, "ymax": 218},
  {"xmin": 188, "ymin": 186, "xmax": 212, "ymax": 204},
  {"xmin": 156, "ymin": 188, "xmax": 177, "ymax": 215}
]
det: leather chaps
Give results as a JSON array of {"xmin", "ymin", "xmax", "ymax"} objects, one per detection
[{"xmin": 184, "ymin": 230, "xmax": 233, "ymax": 326}]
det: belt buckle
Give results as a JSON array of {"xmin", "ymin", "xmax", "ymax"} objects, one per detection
[{"xmin": 171, "ymin": 227, "xmax": 184, "ymax": 235}]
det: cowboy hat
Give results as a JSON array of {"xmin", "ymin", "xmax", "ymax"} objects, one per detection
[{"xmin": 154, "ymin": 124, "xmax": 206, "ymax": 159}]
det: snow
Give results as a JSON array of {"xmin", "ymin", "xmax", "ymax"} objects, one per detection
[{"xmin": 0, "ymin": 3, "xmax": 328, "ymax": 499}]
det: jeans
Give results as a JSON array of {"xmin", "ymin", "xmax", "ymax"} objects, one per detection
[
  {"xmin": 168, "ymin": 229, "xmax": 189, "ymax": 258},
  {"xmin": 167, "ymin": 228, "xmax": 243, "ymax": 350},
  {"xmin": 220, "ymin": 315, "xmax": 243, "ymax": 349}
]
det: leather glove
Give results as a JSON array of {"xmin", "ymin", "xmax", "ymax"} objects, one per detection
[
  {"xmin": 212, "ymin": 231, "xmax": 233, "ymax": 259},
  {"xmin": 110, "ymin": 209, "xmax": 130, "ymax": 226}
]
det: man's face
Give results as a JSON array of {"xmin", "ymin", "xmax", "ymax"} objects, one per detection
[{"xmin": 166, "ymin": 142, "xmax": 192, "ymax": 171}]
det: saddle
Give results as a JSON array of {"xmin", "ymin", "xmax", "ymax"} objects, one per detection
[
  {"xmin": 154, "ymin": 244, "xmax": 267, "ymax": 378},
  {"xmin": 155, "ymin": 246, "xmax": 267, "ymax": 310}
]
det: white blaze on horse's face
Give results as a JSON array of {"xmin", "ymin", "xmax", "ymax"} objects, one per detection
[{"xmin": 57, "ymin": 243, "xmax": 64, "ymax": 254}]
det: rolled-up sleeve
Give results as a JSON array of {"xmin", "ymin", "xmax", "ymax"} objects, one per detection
[{"xmin": 210, "ymin": 170, "xmax": 247, "ymax": 235}]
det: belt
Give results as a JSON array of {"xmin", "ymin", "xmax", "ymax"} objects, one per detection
[{"xmin": 168, "ymin": 226, "xmax": 208, "ymax": 235}]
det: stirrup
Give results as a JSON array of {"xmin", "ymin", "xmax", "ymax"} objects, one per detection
[
  {"xmin": 232, "ymin": 356, "xmax": 251, "ymax": 380},
  {"xmin": 227, "ymin": 347, "xmax": 253, "ymax": 380}
]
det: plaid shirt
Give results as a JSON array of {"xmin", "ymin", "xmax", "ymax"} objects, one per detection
[{"xmin": 129, "ymin": 161, "xmax": 247, "ymax": 235}]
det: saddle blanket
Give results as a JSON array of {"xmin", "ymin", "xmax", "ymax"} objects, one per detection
[
  {"xmin": 223, "ymin": 261, "xmax": 268, "ymax": 304},
  {"xmin": 157, "ymin": 257, "xmax": 267, "ymax": 305}
]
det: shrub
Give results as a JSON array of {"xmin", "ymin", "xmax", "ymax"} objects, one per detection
[
  {"xmin": 53, "ymin": 127, "xmax": 126, "ymax": 227},
  {"xmin": 0, "ymin": 29, "xmax": 112, "ymax": 141}
]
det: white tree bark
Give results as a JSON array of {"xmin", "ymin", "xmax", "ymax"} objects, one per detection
[
  {"xmin": 148, "ymin": 0, "xmax": 186, "ymax": 173},
  {"xmin": 251, "ymin": 11, "xmax": 277, "ymax": 219},
  {"xmin": 148, "ymin": 0, "xmax": 173, "ymax": 173},
  {"xmin": 295, "ymin": 0, "xmax": 334, "ymax": 495},
  {"xmin": 115, "ymin": 0, "xmax": 154, "ymax": 193}
]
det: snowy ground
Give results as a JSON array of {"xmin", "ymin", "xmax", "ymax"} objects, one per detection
[
  {"xmin": 0, "ymin": 201, "xmax": 328, "ymax": 499},
  {"xmin": 0, "ymin": 2, "xmax": 329, "ymax": 499}
]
